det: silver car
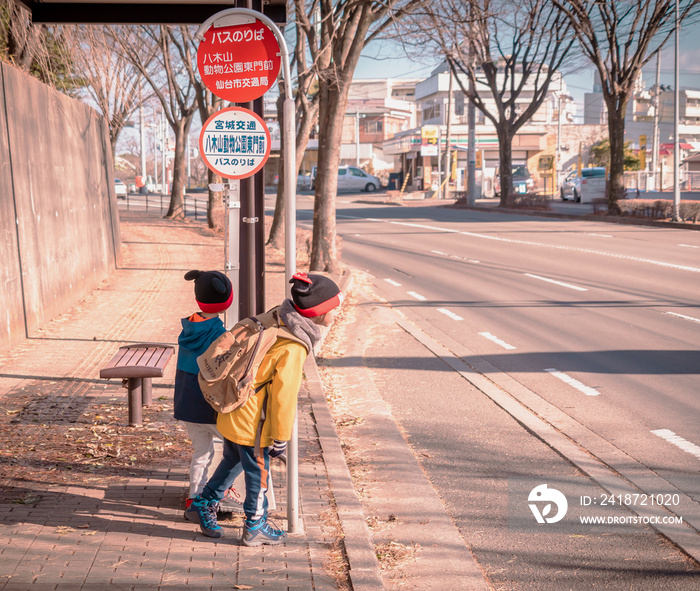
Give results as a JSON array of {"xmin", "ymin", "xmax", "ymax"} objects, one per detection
[
  {"xmin": 308, "ymin": 166, "xmax": 382, "ymax": 192},
  {"xmin": 560, "ymin": 167, "xmax": 606, "ymax": 202}
]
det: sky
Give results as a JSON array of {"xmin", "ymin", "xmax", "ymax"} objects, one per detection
[{"xmin": 352, "ymin": 18, "xmax": 700, "ymax": 124}]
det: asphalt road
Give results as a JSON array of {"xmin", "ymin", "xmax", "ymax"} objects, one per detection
[{"xmin": 294, "ymin": 193, "xmax": 700, "ymax": 588}]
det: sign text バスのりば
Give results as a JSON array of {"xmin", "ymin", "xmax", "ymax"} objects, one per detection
[{"xmin": 197, "ymin": 22, "xmax": 281, "ymax": 103}]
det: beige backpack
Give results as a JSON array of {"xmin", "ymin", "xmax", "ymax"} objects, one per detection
[{"xmin": 197, "ymin": 307, "xmax": 287, "ymax": 414}]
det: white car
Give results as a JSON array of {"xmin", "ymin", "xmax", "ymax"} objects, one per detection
[
  {"xmin": 560, "ymin": 167, "xmax": 606, "ymax": 202},
  {"xmin": 338, "ymin": 166, "xmax": 381, "ymax": 192},
  {"xmin": 114, "ymin": 179, "xmax": 128, "ymax": 198},
  {"xmin": 307, "ymin": 166, "xmax": 381, "ymax": 192}
]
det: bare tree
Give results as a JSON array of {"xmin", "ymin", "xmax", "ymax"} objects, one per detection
[
  {"xmin": 297, "ymin": 0, "xmax": 424, "ymax": 273},
  {"xmin": 1, "ymin": 0, "xmax": 79, "ymax": 93},
  {"xmin": 551, "ymin": 0, "xmax": 700, "ymax": 211},
  {"xmin": 113, "ymin": 25, "xmax": 198, "ymax": 220},
  {"xmin": 414, "ymin": 0, "xmax": 575, "ymax": 207},
  {"xmin": 69, "ymin": 26, "xmax": 146, "ymax": 155},
  {"xmin": 179, "ymin": 27, "xmax": 226, "ymax": 232},
  {"xmin": 267, "ymin": 6, "xmax": 321, "ymax": 249}
]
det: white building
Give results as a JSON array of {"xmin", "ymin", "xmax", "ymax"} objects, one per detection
[{"xmin": 384, "ymin": 62, "xmax": 579, "ymax": 196}]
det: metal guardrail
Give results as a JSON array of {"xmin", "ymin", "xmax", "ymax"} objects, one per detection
[
  {"xmin": 122, "ymin": 193, "xmax": 207, "ymax": 220},
  {"xmin": 623, "ymin": 171, "xmax": 700, "ymax": 191}
]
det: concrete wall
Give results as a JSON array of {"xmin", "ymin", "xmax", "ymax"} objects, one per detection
[{"xmin": 0, "ymin": 62, "xmax": 121, "ymax": 352}]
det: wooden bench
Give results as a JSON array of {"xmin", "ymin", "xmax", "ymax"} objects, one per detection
[{"xmin": 100, "ymin": 343, "xmax": 174, "ymax": 426}]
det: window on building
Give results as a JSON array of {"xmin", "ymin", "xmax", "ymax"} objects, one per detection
[
  {"xmin": 365, "ymin": 120, "xmax": 383, "ymax": 133},
  {"xmin": 423, "ymin": 103, "xmax": 441, "ymax": 121},
  {"xmin": 454, "ymin": 92, "xmax": 465, "ymax": 116}
]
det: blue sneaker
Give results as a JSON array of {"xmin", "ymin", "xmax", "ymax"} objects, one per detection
[
  {"xmin": 242, "ymin": 517, "xmax": 287, "ymax": 547},
  {"xmin": 185, "ymin": 496, "xmax": 223, "ymax": 538}
]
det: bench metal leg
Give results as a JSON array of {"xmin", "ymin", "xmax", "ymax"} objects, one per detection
[
  {"xmin": 127, "ymin": 378, "xmax": 143, "ymax": 426},
  {"xmin": 142, "ymin": 377, "xmax": 152, "ymax": 407}
]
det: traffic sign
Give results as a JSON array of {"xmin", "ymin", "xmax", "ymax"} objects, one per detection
[
  {"xmin": 199, "ymin": 107, "xmax": 271, "ymax": 179},
  {"xmin": 197, "ymin": 20, "xmax": 281, "ymax": 103}
]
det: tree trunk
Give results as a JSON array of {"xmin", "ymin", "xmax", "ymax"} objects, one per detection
[
  {"xmin": 165, "ymin": 115, "xmax": 194, "ymax": 220},
  {"xmin": 606, "ymin": 100, "xmax": 628, "ymax": 214},
  {"xmin": 268, "ymin": 89, "xmax": 320, "ymax": 249},
  {"xmin": 207, "ymin": 169, "xmax": 224, "ymax": 231},
  {"xmin": 267, "ymin": 96, "xmax": 286, "ymax": 249},
  {"xmin": 310, "ymin": 83, "xmax": 347, "ymax": 273},
  {"xmin": 497, "ymin": 126, "xmax": 514, "ymax": 207}
]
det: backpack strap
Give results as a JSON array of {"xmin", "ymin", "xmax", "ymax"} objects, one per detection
[{"xmin": 253, "ymin": 389, "xmax": 269, "ymax": 458}]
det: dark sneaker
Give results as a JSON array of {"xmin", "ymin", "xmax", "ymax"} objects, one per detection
[
  {"xmin": 241, "ymin": 517, "xmax": 287, "ymax": 547},
  {"xmin": 185, "ymin": 496, "xmax": 223, "ymax": 538}
]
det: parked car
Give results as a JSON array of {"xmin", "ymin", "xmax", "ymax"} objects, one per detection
[
  {"xmin": 114, "ymin": 179, "xmax": 128, "ymax": 198},
  {"xmin": 297, "ymin": 172, "xmax": 313, "ymax": 190},
  {"xmin": 493, "ymin": 165, "xmax": 535, "ymax": 196},
  {"xmin": 308, "ymin": 166, "xmax": 381, "ymax": 192},
  {"xmin": 560, "ymin": 167, "xmax": 606, "ymax": 202}
]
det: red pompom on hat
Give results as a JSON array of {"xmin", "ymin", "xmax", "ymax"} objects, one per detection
[
  {"xmin": 185, "ymin": 270, "xmax": 233, "ymax": 313},
  {"xmin": 289, "ymin": 272, "xmax": 342, "ymax": 317}
]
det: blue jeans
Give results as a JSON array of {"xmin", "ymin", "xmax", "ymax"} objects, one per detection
[{"xmin": 201, "ymin": 438, "xmax": 270, "ymax": 522}]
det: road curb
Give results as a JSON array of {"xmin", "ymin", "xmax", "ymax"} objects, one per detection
[
  {"xmin": 302, "ymin": 268, "xmax": 385, "ymax": 591},
  {"xmin": 305, "ymin": 356, "xmax": 385, "ymax": 591},
  {"xmin": 449, "ymin": 203, "xmax": 700, "ymax": 231}
]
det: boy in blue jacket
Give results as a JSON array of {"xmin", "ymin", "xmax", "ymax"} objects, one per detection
[{"xmin": 174, "ymin": 270, "xmax": 233, "ymax": 512}]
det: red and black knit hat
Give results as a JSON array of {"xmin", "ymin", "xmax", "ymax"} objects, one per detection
[
  {"xmin": 289, "ymin": 272, "xmax": 342, "ymax": 317},
  {"xmin": 185, "ymin": 270, "xmax": 233, "ymax": 314}
]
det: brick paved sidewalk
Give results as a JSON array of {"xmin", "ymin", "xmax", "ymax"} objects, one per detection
[{"xmin": 0, "ymin": 210, "xmax": 345, "ymax": 591}]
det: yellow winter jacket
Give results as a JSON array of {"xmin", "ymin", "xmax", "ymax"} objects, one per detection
[{"xmin": 216, "ymin": 335, "xmax": 308, "ymax": 447}]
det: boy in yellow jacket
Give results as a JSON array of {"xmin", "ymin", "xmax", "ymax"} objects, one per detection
[{"xmin": 186, "ymin": 273, "xmax": 343, "ymax": 546}]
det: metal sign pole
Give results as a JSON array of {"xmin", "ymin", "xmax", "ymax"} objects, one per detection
[
  {"xmin": 226, "ymin": 181, "xmax": 241, "ymax": 329},
  {"xmin": 196, "ymin": 8, "xmax": 299, "ymax": 533}
]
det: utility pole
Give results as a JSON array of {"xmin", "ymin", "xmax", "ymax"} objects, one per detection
[
  {"xmin": 443, "ymin": 70, "xmax": 453, "ymax": 200},
  {"xmin": 652, "ymin": 52, "xmax": 661, "ymax": 192},
  {"xmin": 467, "ymin": 7, "xmax": 476, "ymax": 206},
  {"xmin": 355, "ymin": 107, "xmax": 360, "ymax": 167},
  {"xmin": 673, "ymin": 0, "xmax": 681, "ymax": 221},
  {"xmin": 139, "ymin": 88, "xmax": 146, "ymax": 180},
  {"xmin": 556, "ymin": 79, "xmax": 563, "ymax": 195},
  {"xmin": 161, "ymin": 110, "xmax": 166, "ymax": 195}
]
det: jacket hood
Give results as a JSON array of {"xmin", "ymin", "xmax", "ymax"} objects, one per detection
[{"xmin": 177, "ymin": 315, "xmax": 226, "ymax": 374}]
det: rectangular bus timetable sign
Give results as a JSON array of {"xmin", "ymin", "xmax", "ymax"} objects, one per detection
[{"xmin": 199, "ymin": 107, "xmax": 271, "ymax": 179}]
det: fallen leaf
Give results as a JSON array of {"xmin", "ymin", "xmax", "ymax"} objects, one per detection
[{"xmin": 234, "ymin": 586, "xmax": 253, "ymax": 590}]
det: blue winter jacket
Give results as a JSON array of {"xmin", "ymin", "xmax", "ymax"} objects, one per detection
[{"xmin": 173, "ymin": 314, "xmax": 226, "ymax": 424}]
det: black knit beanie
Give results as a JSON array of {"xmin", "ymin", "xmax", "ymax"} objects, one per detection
[
  {"xmin": 289, "ymin": 272, "xmax": 342, "ymax": 317},
  {"xmin": 185, "ymin": 270, "xmax": 233, "ymax": 313}
]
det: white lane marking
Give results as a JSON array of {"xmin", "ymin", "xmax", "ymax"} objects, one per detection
[
  {"xmin": 651, "ymin": 429, "xmax": 700, "ymax": 461},
  {"xmin": 431, "ymin": 250, "xmax": 448, "ymax": 255},
  {"xmin": 407, "ymin": 291, "xmax": 427, "ymax": 301},
  {"xmin": 479, "ymin": 332, "xmax": 516, "ymax": 350},
  {"xmin": 437, "ymin": 308, "xmax": 463, "ymax": 321},
  {"xmin": 587, "ymin": 233, "xmax": 613, "ymax": 238},
  {"xmin": 665, "ymin": 311, "xmax": 700, "ymax": 324},
  {"xmin": 524, "ymin": 273, "xmax": 588, "ymax": 292},
  {"xmin": 679, "ymin": 244, "xmax": 699, "ymax": 248},
  {"xmin": 545, "ymin": 368, "xmax": 600, "ymax": 396},
  {"xmin": 376, "ymin": 219, "xmax": 700, "ymax": 274},
  {"xmin": 384, "ymin": 278, "xmax": 402, "ymax": 287}
]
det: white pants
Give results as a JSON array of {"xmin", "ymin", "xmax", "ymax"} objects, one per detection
[{"xmin": 184, "ymin": 422, "xmax": 224, "ymax": 498}]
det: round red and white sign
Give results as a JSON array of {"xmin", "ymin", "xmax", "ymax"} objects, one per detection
[
  {"xmin": 199, "ymin": 107, "xmax": 271, "ymax": 180},
  {"xmin": 197, "ymin": 21, "xmax": 281, "ymax": 103}
]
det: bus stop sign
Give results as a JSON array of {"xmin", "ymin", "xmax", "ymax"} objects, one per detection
[
  {"xmin": 197, "ymin": 19, "xmax": 281, "ymax": 103},
  {"xmin": 199, "ymin": 107, "xmax": 271, "ymax": 179}
]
